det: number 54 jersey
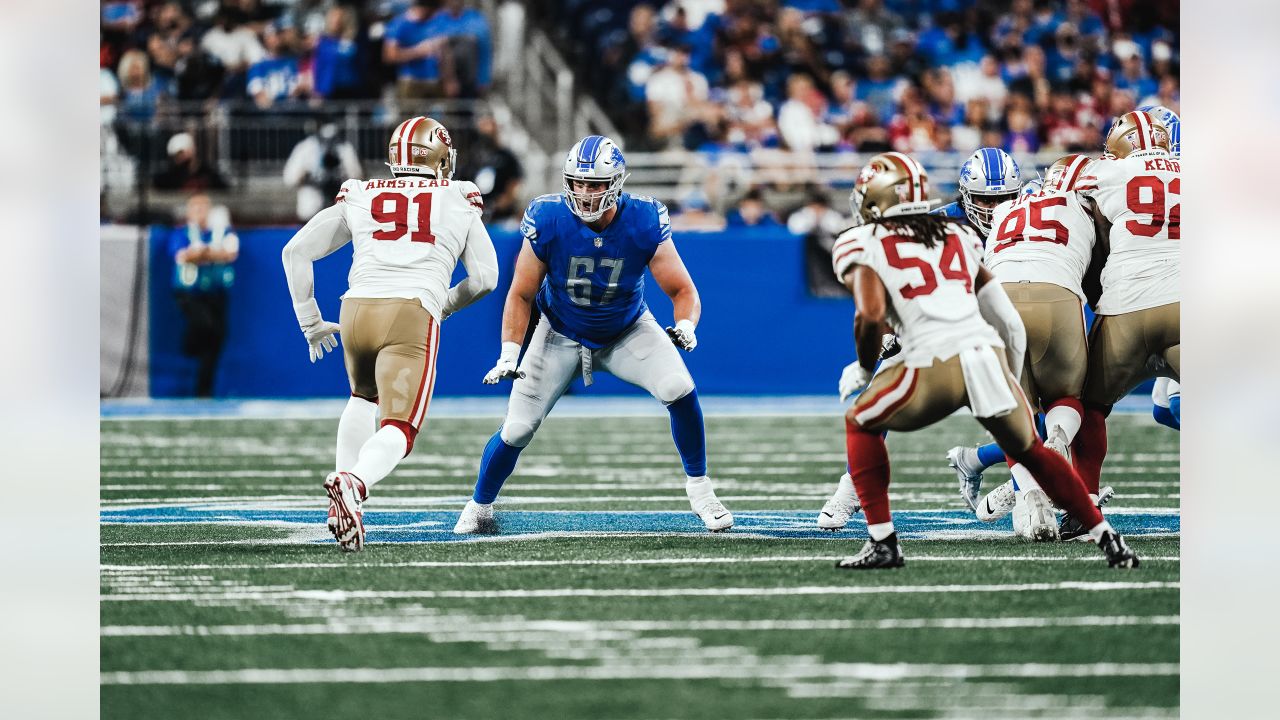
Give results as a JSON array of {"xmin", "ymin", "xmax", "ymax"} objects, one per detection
[
  {"xmin": 832, "ymin": 220, "xmax": 1003, "ymax": 368},
  {"xmin": 336, "ymin": 176, "xmax": 487, "ymax": 319},
  {"xmin": 521, "ymin": 192, "xmax": 671, "ymax": 349},
  {"xmin": 1077, "ymin": 154, "xmax": 1181, "ymax": 314}
]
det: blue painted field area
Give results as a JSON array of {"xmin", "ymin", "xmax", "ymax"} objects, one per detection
[{"xmin": 100, "ymin": 506, "xmax": 1179, "ymax": 543}]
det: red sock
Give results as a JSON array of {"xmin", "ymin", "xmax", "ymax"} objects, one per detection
[
  {"xmin": 1070, "ymin": 406, "xmax": 1109, "ymax": 495},
  {"xmin": 846, "ymin": 419, "xmax": 892, "ymax": 525},
  {"xmin": 1018, "ymin": 443, "xmax": 1102, "ymax": 527}
]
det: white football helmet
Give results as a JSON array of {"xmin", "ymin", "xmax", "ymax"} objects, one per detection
[
  {"xmin": 958, "ymin": 148, "xmax": 1022, "ymax": 234},
  {"xmin": 562, "ymin": 135, "xmax": 629, "ymax": 222}
]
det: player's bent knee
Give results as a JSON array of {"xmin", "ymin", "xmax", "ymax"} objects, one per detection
[
  {"xmin": 381, "ymin": 419, "xmax": 418, "ymax": 456},
  {"xmin": 655, "ymin": 374, "xmax": 695, "ymax": 404},
  {"xmin": 500, "ymin": 420, "xmax": 538, "ymax": 448}
]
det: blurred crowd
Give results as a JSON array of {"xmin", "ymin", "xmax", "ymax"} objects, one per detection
[{"xmin": 545, "ymin": 0, "xmax": 1178, "ymax": 155}]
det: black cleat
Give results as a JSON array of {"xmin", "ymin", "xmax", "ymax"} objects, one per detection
[
  {"xmin": 1059, "ymin": 485, "xmax": 1115, "ymax": 540},
  {"xmin": 1098, "ymin": 530, "xmax": 1140, "ymax": 568},
  {"xmin": 836, "ymin": 533, "xmax": 905, "ymax": 570}
]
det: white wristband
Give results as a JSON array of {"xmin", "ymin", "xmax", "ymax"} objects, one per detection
[
  {"xmin": 675, "ymin": 319, "xmax": 696, "ymax": 334},
  {"xmin": 499, "ymin": 341, "xmax": 520, "ymax": 364}
]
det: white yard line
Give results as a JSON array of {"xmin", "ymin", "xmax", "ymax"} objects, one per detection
[
  {"xmin": 100, "ymin": 580, "xmax": 1178, "ymax": 603},
  {"xmin": 100, "ymin": 661, "xmax": 1179, "ymax": 686},
  {"xmin": 101, "ymin": 614, "xmax": 1180, "ymax": 638}
]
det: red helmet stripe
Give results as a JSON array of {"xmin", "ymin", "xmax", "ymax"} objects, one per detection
[
  {"xmin": 399, "ymin": 116, "xmax": 426, "ymax": 165},
  {"xmin": 1063, "ymin": 155, "xmax": 1088, "ymax": 190},
  {"xmin": 883, "ymin": 151, "xmax": 922, "ymax": 201},
  {"xmin": 1132, "ymin": 112, "xmax": 1149, "ymax": 150}
]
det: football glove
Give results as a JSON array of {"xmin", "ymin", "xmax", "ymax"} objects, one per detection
[
  {"xmin": 293, "ymin": 298, "xmax": 341, "ymax": 363},
  {"xmin": 482, "ymin": 342, "xmax": 526, "ymax": 384},
  {"xmin": 880, "ymin": 333, "xmax": 901, "ymax": 360},
  {"xmin": 839, "ymin": 362, "xmax": 872, "ymax": 402},
  {"xmin": 665, "ymin": 319, "xmax": 697, "ymax": 352}
]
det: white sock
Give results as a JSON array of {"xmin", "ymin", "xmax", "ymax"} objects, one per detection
[
  {"xmin": 1045, "ymin": 404, "xmax": 1083, "ymax": 443},
  {"xmin": 336, "ymin": 397, "xmax": 379, "ymax": 470},
  {"xmin": 685, "ymin": 475, "xmax": 712, "ymax": 498},
  {"xmin": 1009, "ymin": 463, "xmax": 1041, "ymax": 494},
  {"xmin": 350, "ymin": 426, "xmax": 409, "ymax": 491},
  {"xmin": 1087, "ymin": 520, "xmax": 1114, "ymax": 541},
  {"xmin": 867, "ymin": 521, "xmax": 895, "ymax": 541}
]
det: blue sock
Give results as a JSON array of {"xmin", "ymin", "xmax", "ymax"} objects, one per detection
[
  {"xmin": 666, "ymin": 389, "xmax": 707, "ymax": 477},
  {"xmin": 1035, "ymin": 413, "xmax": 1047, "ymax": 440},
  {"xmin": 473, "ymin": 429, "xmax": 524, "ymax": 503},
  {"xmin": 976, "ymin": 442, "xmax": 1006, "ymax": 469},
  {"xmin": 1152, "ymin": 405, "xmax": 1177, "ymax": 430},
  {"xmin": 1169, "ymin": 395, "xmax": 1180, "ymax": 429}
]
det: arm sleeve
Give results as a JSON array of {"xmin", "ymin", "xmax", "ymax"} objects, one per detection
[
  {"xmin": 520, "ymin": 201, "xmax": 550, "ymax": 262},
  {"xmin": 281, "ymin": 203, "xmax": 352, "ymax": 307},
  {"xmin": 830, "ymin": 227, "xmax": 869, "ymax": 281},
  {"xmin": 442, "ymin": 212, "xmax": 499, "ymax": 318},
  {"xmin": 977, "ymin": 280, "xmax": 1026, "ymax": 380},
  {"xmin": 654, "ymin": 200, "xmax": 672, "ymax": 246}
]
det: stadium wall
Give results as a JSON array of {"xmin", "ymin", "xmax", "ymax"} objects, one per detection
[{"xmin": 148, "ymin": 225, "xmax": 860, "ymax": 398}]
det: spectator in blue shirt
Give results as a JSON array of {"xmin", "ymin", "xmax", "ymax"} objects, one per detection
[
  {"xmin": 432, "ymin": 0, "xmax": 493, "ymax": 96},
  {"xmin": 383, "ymin": 0, "xmax": 449, "ymax": 99},
  {"xmin": 117, "ymin": 49, "xmax": 169, "ymax": 123},
  {"xmin": 311, "ymin": 5, "xmax": 364, "ymax": 100},
  {"xmin": 247, "ymin": 22, "xmax": 304, "ymax": 109},
  {"xmin": 169, "ymin": 194, "xmax": 239, "ymax": 397},
  {"xmin": 726, "ymin": 188, "xmax": 782, "ymax": 229}
]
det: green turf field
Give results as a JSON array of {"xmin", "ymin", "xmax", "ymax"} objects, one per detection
[{"xmin": 101, "ymin": 411, "xmax": 1179, "ymax": 719}]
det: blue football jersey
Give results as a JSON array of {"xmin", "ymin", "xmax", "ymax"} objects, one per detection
[
  {"xmin": 931, "ymin": 200, "xmax": 969, "ymax": 221},
  {"xmin": 521, "ymin": 192, "xmax": 672, "ymax": 349}
]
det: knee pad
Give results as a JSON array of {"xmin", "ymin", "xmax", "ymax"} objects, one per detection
[
  {"xmin": 500, "ymin": 420, "xmax": 538, "ymax": 448},
  {"xmin": 381, "ymin": 419, "xmax": 418, "ymax": 456},
  {"xmin": 656, "ymin": 373, "xmax": 696, "ymax": 405}
]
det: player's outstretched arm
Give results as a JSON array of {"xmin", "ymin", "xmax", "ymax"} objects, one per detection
[
  {"xmin": 281, "ymin": 203, "xmax": 352, "ymax": 363},
  {"xmin": 482, "ymin": 240, "xmax": 546, "ymax": 384},
  {"xmin": 442, "ymin": 214, "xmax": 499, "ymax": 320},
  {"xmin": 650, "ymin": 240, "xmax": 701, "ymax": 351}
]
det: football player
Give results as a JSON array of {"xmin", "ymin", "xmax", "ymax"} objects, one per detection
[
  {"xmin": 932, "ymin": 147, "xmax": 1024, "ymax": 234},
  {"xmin": 829, "ymin": 151, "xmax": 1137, "ymax": 569},
  {"xmin": 1062, "ymin": 110, "xmax": 1180, "ymax": 539},
  {"xmin": 953, "ymin": 154, "xmax": 1102, "ymax": 541},
  {"xmin": 453, "ymin": 135, "xmax": 732, "ymax": 534},
  {"xmin": 281, "ymin": 116, "xmax": 498, "ymax": 551}
]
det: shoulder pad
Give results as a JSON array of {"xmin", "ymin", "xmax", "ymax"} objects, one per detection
[
  {"xmin": 335, "ymin": 178, "xmax": 362, "ymax": 204},
  {"xmin": 454, "ymin": 179, "xmax": 484, "ymax": 212}
]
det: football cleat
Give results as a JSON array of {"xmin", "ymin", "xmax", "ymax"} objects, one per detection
[
  {"xmin": 323, "ymin": 471, "xmax": 366, "ymax": 552},
  {"xmin": 817, "ymin": 473, "xmax": 861, "ymax": 530},
  {"xmin": 975, "ymin": 479, "xmax": 1016, "ymax": 522},
  {"xmin": 1059, "ymin": 485, "xmax": 1115, "ymax": 541},
  {"xmin": 691, "ymin": 484, "xmax": 732, "ymax": 530},
  {"xmin": 1012, "ymin": 488, "xmax": 1061, "ymax": 542},
  {"xmin": 1097, "ymin": 529, "xmax": 1140, "ymax": 568},
  {"xmin": 1045, "ymin": 425, "xmax": 1072, "ymax": 465},
  {"xmin": 947, "ymin": 446, "xmax": 985, "ymax": 511},
  {"xmin": 835, "ymin": 533, "xmax": 905, "ymax": 570},
  {"xmin": 453, "ymin": 500, "xmax": 497, "ymax": 534}
]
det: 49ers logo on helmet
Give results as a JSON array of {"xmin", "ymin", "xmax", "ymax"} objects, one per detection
[
  {"xmin": 857, "ymin": 163, "xmax": 880, "ymax": 186},
  {"xmin": 436, "ymin": 127, "xmax": 452, "ymax": 146}
]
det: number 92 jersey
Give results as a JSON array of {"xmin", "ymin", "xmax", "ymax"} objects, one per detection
[
  {"xmin": 983, "ymin": 189, "xmax": 1096, "ymax": 302},
  {"xmin": 1076, "ymin": 154, "xmax": 1181, "ymax": 314},
  {"xmin": 337, "ymin": 177, "xmax": 485, "ymax": 319},
  {"xmin": 521, "ymin": 192, "xmax": 671, "ymax": 349},
  {"xmin": 831, "ymin": 220, "xmax": 1003, "ymax": 368}
]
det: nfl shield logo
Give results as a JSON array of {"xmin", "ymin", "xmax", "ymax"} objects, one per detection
[{"xmin": 593, "ymin": 238, "xmax": 603, "ymax": 247}]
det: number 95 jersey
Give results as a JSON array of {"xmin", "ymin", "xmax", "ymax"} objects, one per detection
[
  {"xmin": 983, "ymin": 189, "xmax": 1096, "ymax": 302},
  {"xmin": 832, "ymin": 220, "xmax": 1003, "ymax": 368},
  {"xmin": 521, "ymin": 192, "xmax": 671, "ymax": 349},
  {"xmin": 337, "ymin": 177, "xmax": 486, "ymax": 319}
]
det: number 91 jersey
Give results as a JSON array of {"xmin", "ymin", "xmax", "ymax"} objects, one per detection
[
  {"xmin": 521, "ymin": 192, "xmax": 671, "ymax": 349},
  {"xmin": 1076, "ymin": 154, "xmax": 1181, "ymax": 314},
  {"xmin": 336, "ymin": 177, "xmax": 485, "ymax": 319},
  {"xmin": 832, "ymin": 220, "xmax": 1003, "ymax": 367},
  {"xmin": 983, "ymin": 189, "xmax": 1095, "ymax": 302}
]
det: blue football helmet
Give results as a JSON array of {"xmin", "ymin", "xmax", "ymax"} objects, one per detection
[
  {"xmin": 562, "ymin": 135, "xmax": 630, "ymax": 222},
  {"xmin": 958, "ymin": 147, "xmax": 1022, "ymax": 234},
  {"xmin": 1136, "ymin": 105, "xmax": 1180, "ymax": 157}
]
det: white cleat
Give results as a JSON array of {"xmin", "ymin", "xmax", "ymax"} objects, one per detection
[
  {"xmin": 323, "ymin": 471, "xmax": 366, "ymax": 552},
  {"xmin": 975, "ymin": 479, "xmax": 1016, "ymax": 522},
  {"xmin": 817, "ymin": 473, "xmax": 861, "ymax": 530},
  {"xmin": 947, "ymin": 446, "xmax": 985, "ymax": 511},
  {"xmin": 1012, "ymin": 488, "xmax": 1061, "ymax": 542},
  {"xmin": 1045, "ymin": 425, "xmax": 1072, "ymax": 465},
  {"xmin": 453, "ymin": 500, "xmax": 497, "ymax": 534},
  {"xmin": 688, "ymin": 485, "xmax": 733, "ymax": 532}
]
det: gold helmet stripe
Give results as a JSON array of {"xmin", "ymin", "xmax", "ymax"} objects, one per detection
[{"xmin": 883, "ymin": 151, "xmax": 923, "ymax": 201}]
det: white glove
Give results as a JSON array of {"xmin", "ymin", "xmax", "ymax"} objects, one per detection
[
  {"xmin": 838, "ymin": 361, "xmax": 872, "ymax": 402},
  {"xmin": 293, "ymin": 298, "xmax": 341, "ymax": 363},
  {"xmin": 482, "ymin": 342, "xmax": 526, "ymax": 384},
  {"xmin": 665, "ymin": 319, "xmax": 697, "ymax": 352}
]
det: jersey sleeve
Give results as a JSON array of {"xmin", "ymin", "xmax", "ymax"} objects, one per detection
[
  {"xmin": 831, "ymin": 226, "xmax": 873, "ymax": 281},
  {"xmin": 653, "ymin": 199, "xmax": 672, "ymax": 246},
  {"xmin": 334, "ymin": 178, "xmax": 360, "ymax": 204},
  {"xmin": 520, "ymin": 196, "xmax": 557, "ymax": 263},
  {"xmin": 454, "ymin": 180, "xmax": 485, "ymax": 212},
  {"xmin": 1074, "ymin": 158, "xmax": 1110, "ymax": 196}
]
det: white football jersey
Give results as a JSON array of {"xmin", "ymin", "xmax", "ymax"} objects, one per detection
[
  {"xmin": 1077, "ymin": 152, "xmax": 1181, "ymax": 314},
  {"xmin": 336, "ymin": 176, "xmax": 486, "ymax": 320},
  {"xmin": 983, "ymin": 189, "xmax": 1096, "ymax": 301},
  {"xmin": 832, "ymin": 219, "xmax": 1003, "ymax": 368}
]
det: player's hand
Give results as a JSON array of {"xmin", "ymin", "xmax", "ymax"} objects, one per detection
[
  {"xmin": 482, "ymin": 341, "xmax": 525, "ymax": 384},
  {"xmin": 302, "ymin": 320, "xmax": 341, "ymax": 363},
  {"xmin": 879, "ymin": 333, "xmax": 901, "ymax": 360},
  {"xmin": 838, "ymin": 362, "xmax": 872, "ymax": 403},
  {"xmin": 665, "ymin": 319, "xmax": 697, "ymax": 352}
]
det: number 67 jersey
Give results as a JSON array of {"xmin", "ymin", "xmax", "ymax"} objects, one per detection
[
  {"xmin": 336, "ymin": 176, "xmax": 487, "ymax": 318},
  {"xmin": 1076, "ymin": 153, "xmax": 1181, "ymax": 314}
]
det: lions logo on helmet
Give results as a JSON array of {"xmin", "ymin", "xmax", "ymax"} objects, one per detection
[
  {"xmin": 1136, "ymin": 105, "xmax": 1180, "ymax": 157},
  {"xmin": 563, "ymin": 135, "xmax": 630, "ymax": 223},
  {"xmin": 958, "ymin": 147, "xmax": 1022, "ymax": 235}
]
